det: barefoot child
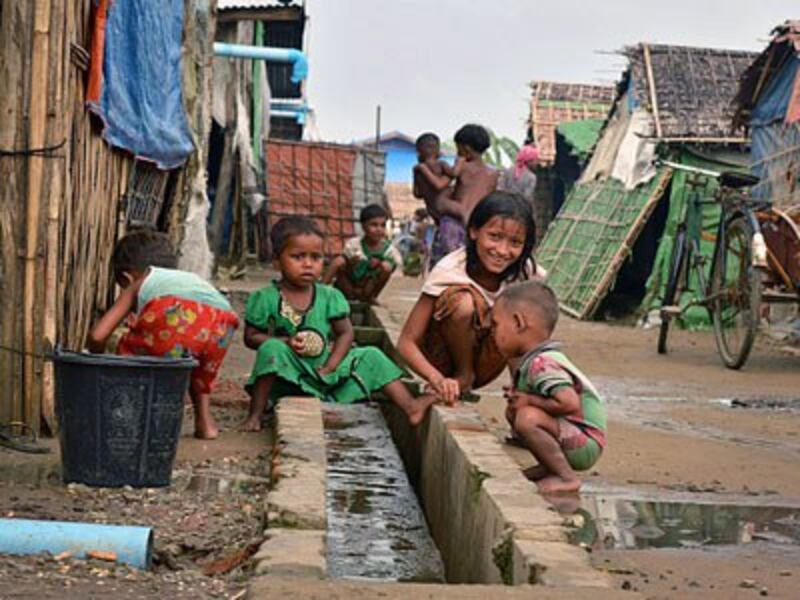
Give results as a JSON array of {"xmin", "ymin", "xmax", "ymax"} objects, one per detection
[
  {"xmin": 242, "ymin": 216, "xmax": 435, "ymax": 431},
  {"xmin": 87, "ymin": 231, "xmax": 239, "ymax": 440},
  {"xmin": 420, "ymin": 124, "xmax": 499, "ymax": 266},
  {"xmin": 398, "ymin": 192, "xmax": 543, "ymax": 404},
  {"xmin": 492, "ymin": 281, "xmax": 606, "ymax": 493},
  {"xmin": 322, "ymin": 204, "xmax": 400, "ymax": 304}
]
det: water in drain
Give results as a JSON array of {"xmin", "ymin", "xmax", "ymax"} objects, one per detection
[{"xmin": 324, "ymin": 404, "xmax": 445, "ymax": 582}]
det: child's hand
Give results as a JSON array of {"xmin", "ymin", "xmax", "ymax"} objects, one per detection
[
  {"xmin": 429, "ymin": 375, "xmax": 460, "ymax": 406},
  {"xmin": 317, "ymin": 364, "xmax": 335, "ymax": 376},
  {"xmin": 288, "ymin": 335, "xmax": 306, "ymax": 355},
  {"xmin": 369, "ymin": 257, "xmax": 382, "ymax": 268}
]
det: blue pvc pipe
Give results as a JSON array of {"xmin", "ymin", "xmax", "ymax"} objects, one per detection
[
  {"xmin": 0, "ymin": 518, "xmax": 153, "ymax": 569},
  {"xmin": 213, "ymin": 42, "xmax": 308, "ymax": 83}
]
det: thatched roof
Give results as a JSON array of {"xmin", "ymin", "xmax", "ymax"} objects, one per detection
[
  {"xmin": 623, "ymin": 43, "xmax": 758, "ymax": 142},
  {"xmin": 732, "ymin": 20, "xmax": 800, "ymax": 129},
  {"xmin": 528, "ymin": 81, "xmax": 615, "ymax": 165}
]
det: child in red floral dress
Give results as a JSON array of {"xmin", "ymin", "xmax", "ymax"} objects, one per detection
[{"xmin": 88, "ymin": 231, "xmax": 239, "ymax": 439}]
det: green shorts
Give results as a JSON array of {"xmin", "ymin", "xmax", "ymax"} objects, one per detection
[{"xmin": 559, "ymin": 419, "xmax": 603, "ymax": 471}]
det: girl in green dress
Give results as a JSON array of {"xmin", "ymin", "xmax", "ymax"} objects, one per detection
[{"xmin": 240, "ymin": 216, "xmax": 436, "ymax": 432}]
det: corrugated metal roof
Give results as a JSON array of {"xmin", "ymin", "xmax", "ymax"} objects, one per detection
[{"xmin": 217, "ymin": 0, "xmax": 303, "ymax": 11}]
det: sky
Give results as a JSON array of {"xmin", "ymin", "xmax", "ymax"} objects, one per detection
[{"xmin": 304, "ymin": 0, "xmax": 797, "ymax": 144}]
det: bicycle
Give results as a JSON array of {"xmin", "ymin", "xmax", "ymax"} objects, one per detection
[{"xmin": 656, "ymin": 161, "xmax": 766, "ymax": 369}]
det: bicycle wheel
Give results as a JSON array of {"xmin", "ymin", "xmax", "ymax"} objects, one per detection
[
  {"xmin": 658, "ymin": 228, "xmax": 687, "ymax": 355},
  {"xmin": 710, "ymin": 216, "xmax": 761, "ymax": 369}
]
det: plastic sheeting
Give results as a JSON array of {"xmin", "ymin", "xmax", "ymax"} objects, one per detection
[
  {"xmin": 87, "ymin": 0, "xmax": 194, "ymax": 170},
  {"xmin": 750, "ymin": 56, "xmax": 799, "ymax": 126}
]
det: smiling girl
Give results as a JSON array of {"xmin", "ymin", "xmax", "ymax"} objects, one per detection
[{"xmin": 397, "ymin": 192, "xmax": 544, "ymax": 404}]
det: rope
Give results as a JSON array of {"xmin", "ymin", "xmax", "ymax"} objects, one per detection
[
  {"xmin": 0, "ymin": 343, "xmax": 50, "ymax": 360},
  {"xmin": 0, "ymin": 139, "xmax": 66, "ymax": 158}
]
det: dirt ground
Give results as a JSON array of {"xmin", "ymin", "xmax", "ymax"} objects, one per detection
[
  {"xmin": 376, "ymin": 274, "xmax": 800, "ymax": 599},
  {"xmin": 1, "ymin": 271, "xmax": 798, "ymax": 599},
  {"xmin": 0, "ymin": 295, "xmax": 270, "ymax": 599}
]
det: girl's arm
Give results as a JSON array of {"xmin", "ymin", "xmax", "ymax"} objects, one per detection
[
  {"xmin": 86, "ymin": 286, "xmax": 138, "ymax": 353},
  {"xmin": 244, "ymin": 323, "xmax": 294, "ymax": 351},
  {"xmin": 318, "ymin": 317, "xmax": 354, "ymax": 375},
  {"xmin": 397, "ymin": 295, "xmax": 460, "ymax": 404}
]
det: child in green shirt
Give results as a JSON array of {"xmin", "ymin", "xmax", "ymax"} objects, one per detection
[
  {"xmin": 492, "ymin": 281, "xmax": 606, "ymax": 493},
  {"xmin": 241, "ymin": 216, "xmax": 435, "ymax": 432}
]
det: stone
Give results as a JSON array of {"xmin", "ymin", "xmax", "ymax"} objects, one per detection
[{"xmin": 252, "ymin": 529, "xmax": 326, "ymax": 579}]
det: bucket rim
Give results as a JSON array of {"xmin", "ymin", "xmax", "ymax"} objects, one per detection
[{"xmin": 51, "ymin": 350, "xmax": 198, "ymax": 369}]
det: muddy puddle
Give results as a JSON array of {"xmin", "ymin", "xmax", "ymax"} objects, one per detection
[
  {"xmin": 567, "ymin": 492, "xmax": 800, "ymax": 551},
  {"xmin": 323, "ymin": 404, "xmax": 445, "ymax": 582}
]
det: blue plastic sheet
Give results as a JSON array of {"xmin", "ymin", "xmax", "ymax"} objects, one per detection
[
  {"xmin": 89, "ymin": 0, "xmax": 194, "ymax": 170},
  {"xmin": 750, "ymin": 56, "xmax": 799, "ymax": 127}
]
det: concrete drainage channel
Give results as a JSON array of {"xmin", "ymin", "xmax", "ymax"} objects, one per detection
[{"xmin": 248, "ymin": 305, "xmax": 613, "ymax": 595}]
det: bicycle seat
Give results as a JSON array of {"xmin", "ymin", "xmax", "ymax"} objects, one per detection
[{"xmin": 719, "ymin": 171, "xmax": 759, "ymax": 189}]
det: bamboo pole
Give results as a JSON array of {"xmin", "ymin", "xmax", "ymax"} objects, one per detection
[
  {"xmin": 23, "ymin": 0, "xmax": 52, "ymax": 430},
  {"xmin": 41, "ymin": 0, "xmax": 67, "ymax": 434},
  {"xmin": 642, "ymin": 43, "xmax": 663, "ymax": 139}
]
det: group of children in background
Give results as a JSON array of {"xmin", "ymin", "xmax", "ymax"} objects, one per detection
[{"xmin": 87, "ymin": 125, "xmax": 605, "ymax": 494}]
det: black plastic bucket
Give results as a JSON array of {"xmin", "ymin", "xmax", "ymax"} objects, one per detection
[{"xmin": 53, "ymin": 350, "xmax": 197, "ymax": 488}]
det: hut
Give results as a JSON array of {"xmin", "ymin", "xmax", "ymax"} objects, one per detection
[
  {"xmin": 0, "ymin": 0, "xmax": 216, "ymax": 434},
  {"xmin": 207, "ymin": 0, "xmax": 309, "ymax": 267},
  {"xmin": 733, "ymin": 20, "xmax": 800, "ymax": 208},
  {"xmin": 527, "ymin": 81, "xmax": 616, "ymax": 241},
  {"xmin": 536, "ymin": 43, "xmax": 758, "ymax": 323}
]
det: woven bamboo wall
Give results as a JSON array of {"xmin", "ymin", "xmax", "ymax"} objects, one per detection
[{"xmin": 0, "ymin": 0, "xmax": 133, "ymax": 433}]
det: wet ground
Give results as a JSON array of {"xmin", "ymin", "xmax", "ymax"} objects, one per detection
[
  {"xmin": 324, "ymin": 404, "xmax": 444, "ymax": 582},
  {"xmin": 376, "ymin": 275, "xmax": 800, "ymax": 598}
]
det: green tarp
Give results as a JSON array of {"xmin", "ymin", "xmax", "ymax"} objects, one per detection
[
  {"xmin": 642, "ymin": 150, "xmax": 749, "ymax": 329},
  {"xmin": 556, "ymin": 119, "xmax": 605, "ymax": 160}
]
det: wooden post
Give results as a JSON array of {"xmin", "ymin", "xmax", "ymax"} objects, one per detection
[{"xmin": 23, "ymin": 0, "xmax": 53, "ymax": 431}]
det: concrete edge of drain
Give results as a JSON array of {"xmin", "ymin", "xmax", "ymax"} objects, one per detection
[
  {"xmin": 255, "ymin": 397, "xmax": 327, "ymax": 579},
  {"xmin": 373, "ymin": 303, "xmax": 612, "ymax": 589}
]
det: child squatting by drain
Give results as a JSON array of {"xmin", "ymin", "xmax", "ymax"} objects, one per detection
[
  {"xmin": 240, "ymin": 215, "xmax": 437, "ymax": 432},
  {"xmin": 491, "ymin": 280, "xmax": 607, "ymax": 493}
]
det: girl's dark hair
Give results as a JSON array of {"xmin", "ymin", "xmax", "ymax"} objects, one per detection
[
  {"xmin": 465, "ymin": 191, "xmax": 537, "ymax": 282},
  {"xmin": 359, "ymin": 203, "xmax": 388, "ymax": 224},
  {"xmin": 270, "ymin": 215, "xmax": 324, "ymax": 256},
  {"xmin": 112, "ymin": 230, "xmax": 178, "ymax": 280}
]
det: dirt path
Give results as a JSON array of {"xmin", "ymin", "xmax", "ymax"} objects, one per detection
[{"xmin": 378, "ymin": 274, "xmax": 800, "ymax": 598}]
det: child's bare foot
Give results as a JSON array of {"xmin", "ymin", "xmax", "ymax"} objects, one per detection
[
  {"xmin": 194, "ymin": 424, "xmax": 219, "ymax": 440},
  {"xmin": 239, "ymin": 415, "xmax": 263, "ymax": 432},
  {"xmin": 407, "ymin": 393, "xmax": 437, "ymax": 426},
  {"xmin": 536, "ymin": 475, "xmax": 581, "ymax": 494},
  {"xmin": 194, "ymin": 413, "xmax": 219, "ymax": 440},
  {"xmin": 522, "ymin": 464, "xmax": 549, "ymax": 481}
]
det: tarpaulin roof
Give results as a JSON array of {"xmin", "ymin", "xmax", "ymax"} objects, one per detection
[
  {"xmin": 87, "ymin": 0, "xmax": 194, "ymax": 169},
  {"xmin": 528, "ymin": 81, "xmax": 615, "ymax": 166},
  {"xmin": 733, "ymin": 20, "xmax": 800, "ymax": 128},
  {"xmin": 555, "ymin": 119, "xmax": 605, "ymax": 160}
]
